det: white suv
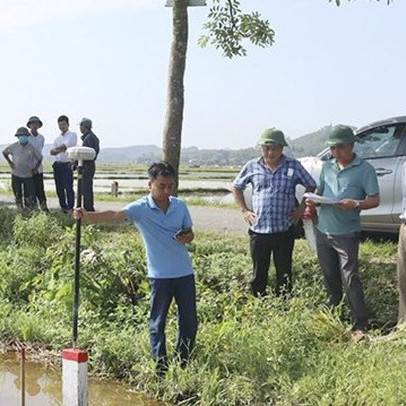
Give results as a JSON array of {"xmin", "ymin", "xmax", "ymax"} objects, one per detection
[{"xmin": 298, "ymin": 116, "xmax": 406, "ymax": 233}]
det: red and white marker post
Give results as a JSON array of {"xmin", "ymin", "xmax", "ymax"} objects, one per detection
[{"xmin": 62, "ymin": 349, "xmax": 88, "ymax": 406}]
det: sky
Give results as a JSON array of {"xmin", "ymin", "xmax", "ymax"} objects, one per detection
[{"xmin": 0, "ymin": 0, "xmax": 405, "ymax": 149}]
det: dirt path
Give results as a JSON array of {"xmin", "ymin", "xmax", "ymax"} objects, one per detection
[{"xmin": 0, "ymin": 195, "xmax": 248, "ymax": 235}]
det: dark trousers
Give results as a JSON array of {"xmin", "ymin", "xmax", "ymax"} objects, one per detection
[
  {"xmin": 148, "ymin": 274, "xmax": 198, "ymax": 365},
  {"xmin": 33, "ymin": 172, "xmax": 48, "ymax": 210},
  {"xmin": 83, "ymin": 161, "xmax": 95, "ymax": 211},
  {"xmin": 316, "ymin": 230, "xmax": 368, "ymax": 330},
  {"xmin": 249, "ymin": 226, "xmax": 295, "ymax": 296},
  {"xmin": 53, "ymin": 162, "xmax": 74, "ymax": 210},
  {"xmin": 11, "ymin": 175, "xmax": 36, "ymax": 210}
]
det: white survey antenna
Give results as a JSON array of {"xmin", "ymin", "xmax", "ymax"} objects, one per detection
[{"xmin": 66, "ymin": 146, "xmax": 96, "ymax": 164}]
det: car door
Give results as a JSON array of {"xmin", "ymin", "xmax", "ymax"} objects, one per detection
[{"xmin": 354, "ymin": 123, "xmax": 406, "ymax": 230}]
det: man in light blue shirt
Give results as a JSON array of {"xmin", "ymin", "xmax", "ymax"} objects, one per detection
[
  {"xmin": 306, "ymin": 125, "xmax": 379, "ymax": 338},
  {"xmin": 74, "ymin": 162, "xmax": 197, "ymax": 376}
]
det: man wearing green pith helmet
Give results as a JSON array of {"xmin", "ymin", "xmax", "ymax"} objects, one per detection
[
  {"xmin": 232, "ymin": 128, "xmax": 316, "ymax": 297},
  {"xmin": 2, "ymin": 127, "xmax": 42, "ymax": 211},
  {"xmin": 306, "ymin": 125, "xmax": 380, "ymax": 340},
  {"xmin": 79, "ymin": 117, "xmax": 100, "ymax": 211}
]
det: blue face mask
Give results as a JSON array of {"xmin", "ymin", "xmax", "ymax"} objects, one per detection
[{"xmin": 18, "ymin": 135, "xmax": 29, "ymax": 144}]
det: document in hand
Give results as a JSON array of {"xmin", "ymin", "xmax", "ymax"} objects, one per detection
[{"xmin": 303, "ymin": 192, "xmax": 340, "ymax": 205}]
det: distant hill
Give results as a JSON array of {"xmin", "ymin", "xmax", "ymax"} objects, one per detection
[
  {"xmin": 288, "ymin": 125, "xmax": 334, "ymax": 157},
  {"xmin": 0, "ymin": 124, "xmax": 355, "ymax": 166}
]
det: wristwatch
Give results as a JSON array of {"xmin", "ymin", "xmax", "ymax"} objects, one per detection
[{"xmin": 354, "ymin": 200, "xmax": 361, "ymax": 209}]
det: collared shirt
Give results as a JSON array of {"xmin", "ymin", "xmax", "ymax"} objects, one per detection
[
  {"xmin": 400, "ymin": 162, "xmax": 406, "ymax": 221},
  {"xmin": 81, "ymin": 131, "xmax": 100, "ymax": 161},
  {"xmin": 28, "ymin": 132, "xmax": 45, "ymax": 173},
  {"xmin": 124, "ymin": 194, "xmax": 194, "ymax": 279},
  {"xmin": 3, "ymin": 142, "xmax": 42, "ymax": 178},
  {"xmin": 233, "ymin": 156, "xmax": 317, "ymax": 233},
  {"xmin": 317, "ymin": 154, "xmax": 379, "ymax": 235},
  {"xmin": 53, "ymin": 131, "xmax": 77, "ymax": 162}
]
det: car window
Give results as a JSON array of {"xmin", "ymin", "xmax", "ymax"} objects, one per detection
[{"xmin": 354, "ymin": 125, "xmax": 401, "ymax": 159}]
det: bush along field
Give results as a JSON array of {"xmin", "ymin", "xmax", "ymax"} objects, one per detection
[{"xmin": 0, "ymin": 208, "xmax": 406, "ymax": 405}]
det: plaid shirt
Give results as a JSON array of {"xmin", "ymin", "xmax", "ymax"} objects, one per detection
[{"xmin": 233, "ymin": 156, "xmax": 316, "ymax": 233}]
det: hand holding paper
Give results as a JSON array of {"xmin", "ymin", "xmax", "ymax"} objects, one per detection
[{"xmin": 303, "ymin": 192, "xmax": 340, "ymax": 205}]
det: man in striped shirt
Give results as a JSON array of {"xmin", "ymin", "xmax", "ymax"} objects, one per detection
[{"xmin": 232, "ymin": 128, "xmax": 316, "ymax": 297}]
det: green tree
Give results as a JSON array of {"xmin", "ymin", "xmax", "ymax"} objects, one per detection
[
  {"xmin": 162, "ymin": 0, "xmax": 274, "ymax": 194},
  {"xmin": 330, "ymin": 0, "xmax": 392, "ymax": 5},
  {"xmin": 163, "ymin": 0, "xmax": 393, "ymax": 193}
]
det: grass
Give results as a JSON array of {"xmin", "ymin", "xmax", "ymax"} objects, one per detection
[{"xmin": 0, "ymin": 209, "xmax": 404, "ymax": 405}]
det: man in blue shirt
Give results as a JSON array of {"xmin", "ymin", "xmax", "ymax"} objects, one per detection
[
  {"xmin": 74, "ymin": 162, "xmax": 197, "ymax": 376},
  {"xmin": 232, "ymin": 128, "xmax": 317, "ymax": 296},
  {"xmin": 306, "ymin": 125, "xmax": 379, "ymax": 339}
]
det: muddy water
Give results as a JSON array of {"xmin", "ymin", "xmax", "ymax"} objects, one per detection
[{"xmin": 0, "ymin": 354, "xmax": 163, "ymax": 406}]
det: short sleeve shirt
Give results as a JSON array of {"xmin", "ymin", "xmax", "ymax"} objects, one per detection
[
  {"xmin": 233, "ymin": 156, "xmax": 317, "ymax": 233},
  {"xmin": 3, "ymin": 142, "xmax": 42, "ymax": 178},
  {"xmin": 124, "ymin": 195, "xmax": 194, "ymax": 279},
  {"xmin": 317, "ymin": 155, "xmax": 380, "ymax": 235}
]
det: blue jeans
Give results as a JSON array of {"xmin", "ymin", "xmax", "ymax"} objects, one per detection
[
  {"xmin": 53, "ymin": 162, "xmax": 74, "ymax": 210},
  {"xmin": 148, "ymin": 274, "xmax": 197, "ymax": 365}
]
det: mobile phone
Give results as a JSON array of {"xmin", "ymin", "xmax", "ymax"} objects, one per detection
[{"xmin": 174, "ymin": 228, "xmax": 191, "ymax": 239}]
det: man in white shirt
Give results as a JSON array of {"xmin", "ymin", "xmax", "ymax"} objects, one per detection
[
  {"xmin": 27, "ymin": 115, "xmax": 48, "ymax": 211},
  {"xmin": 397, "ymin": 162, "xmax": 406, "ymax": 326},
  {"xmin": 50, "ymin": 115, "xmax": 77, "ymax": 212}
]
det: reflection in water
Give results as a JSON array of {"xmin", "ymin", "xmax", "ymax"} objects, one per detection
[{"xmin": 0, "ymin": 354, "xmax": 162, "ymax": 406}]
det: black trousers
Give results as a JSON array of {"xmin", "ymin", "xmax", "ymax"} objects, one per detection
[
  {"xmin": 33, "ymin": 172, "xmax": 48, "ymax": 210},
  {"xmin": 11, "ymin": 175, "xmax": 36, "ymax": 210},
  {"xmin": 249, "ymin": 226, "xmax": 295, "ymax": 296},
  {"xmin": 83, "ymin": 161, "xmax": 96, "ymax": 211}
]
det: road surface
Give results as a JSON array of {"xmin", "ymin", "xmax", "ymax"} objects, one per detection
[{"xmin": 0, "ymin": 195, "xmax": 248, "ymax": 235}]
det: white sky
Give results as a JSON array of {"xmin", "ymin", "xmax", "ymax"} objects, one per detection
[{"xmin": 0, "ymin": 0, "xmax": 404, "ymax": 149}]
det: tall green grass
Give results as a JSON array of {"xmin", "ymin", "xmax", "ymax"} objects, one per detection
[{"xmin": 0, "ymin": 208, "xmax": 404, "ymax": 405}]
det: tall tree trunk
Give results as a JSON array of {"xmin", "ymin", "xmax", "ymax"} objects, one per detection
[{"xmin": 162, "ymin": 0, "xmax": 188, "ymax": 196}]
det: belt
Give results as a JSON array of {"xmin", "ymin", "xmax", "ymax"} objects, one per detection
[{"xmin": 53, "ymin": 161, "xmax": 70, "ymax": 165}]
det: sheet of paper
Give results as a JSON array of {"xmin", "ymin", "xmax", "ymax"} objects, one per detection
[{"xmin": 303, "ymin": 192, "xmax": 340, "ymax": 205}]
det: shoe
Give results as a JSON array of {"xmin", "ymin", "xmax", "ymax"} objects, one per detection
[{"xmin": 155, "ymin": 358, "xmax": 168, "ymax": 378}]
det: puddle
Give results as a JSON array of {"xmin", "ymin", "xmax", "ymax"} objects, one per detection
[{"xmin": 0, "ymin": 354, "xmax": 162, "ymax": 406}]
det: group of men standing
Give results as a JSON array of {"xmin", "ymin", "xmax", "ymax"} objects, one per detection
[
  {"xmin": 3, "ymin": 120, "xmax": 404, "ymax": 371},
  {"xmin": 72, "ymin": 124, "xmax": 384, "ymax": 376},
  {"xmin": 232, "ymin": 125, "xmax": 380, "ymax": 340},
  {"xmin": 2, "ymin": 115, "xmax": 100, "ymax": 213}
]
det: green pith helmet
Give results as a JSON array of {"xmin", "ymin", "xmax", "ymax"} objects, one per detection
[
  {"xmin": 15, "ymin": 127, "xmax": 31, "ymax": 137},
  {"xmin": 79, "ymin": 117, "xmax": 92, "ymax": 130},
  {"xmin": 257, "ymin": 128, "xmax": 288, "ymax": 147},
  {"xmin": 327, "ymin": 125, "xmax": 358, "ymax": 146},
  {"xmin": 26, "ymin": 116, "xmax": 43, "ymax": 128}
]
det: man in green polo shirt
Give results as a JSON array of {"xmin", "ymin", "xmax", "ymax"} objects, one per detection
[{"xmin": 306, "ymin": 125, "xmax": 379, "ymax": 339}]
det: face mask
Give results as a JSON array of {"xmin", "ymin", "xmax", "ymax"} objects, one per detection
[{"xmin": 18, "ymin": 135, "xmax": 29, "ymax": 144}]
